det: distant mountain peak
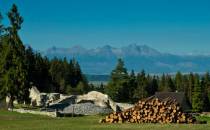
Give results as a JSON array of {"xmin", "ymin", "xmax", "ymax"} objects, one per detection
[
  {"xmin": 102, "ymin": 45, "xmax": 113, "ymax": 48},
  {"xmin": 45, "ymin": 44, "xmax": 161, "ymax": 57},
  {"xmin": 121, "ymin": 44, "xmax": 161, "ymax": 56}
]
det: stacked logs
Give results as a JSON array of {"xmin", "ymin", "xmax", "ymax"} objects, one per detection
[{"xmin": 100, "ymin": 97, "xmax": 196, "ymax": 124}]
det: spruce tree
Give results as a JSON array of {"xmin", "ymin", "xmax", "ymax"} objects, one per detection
[
  {"xmin": 105, "ymin": 58, "xmax": 130, "ymax": 102},
  {"xmin": 0, "ymin": 12, "xmax": 3, "ymax": 36},
  {"xmin": 146, "ymin": 75, "xmax": 158, "ymax": 96},
  {"xmin": 128, "ymin": 70, "xmax": 137, "ymax": 102},
  {"xmin": 133, "ymin": 70, "xmax": 148, "ymax": 101},
  {"xmin": 192, "ymin": 74, "xmax": 203, "ymax": 112},
  {"xmin": 0, "ymin": 4, "xmax": 28, "ymax": 108},
  {"xmin": 159, "ymin": 74, "xmax": 166, "ymax": 91},
  {"xmin": 188, "ymin": 73, "xmax": 194, "ymax": 104},
  {"xmin": 165, "ymin": 75, "xmax": 176, "ymax": 92},
  {"xmin": 201, "ymin": 72, "xmax": 210, "ymax": 111},
  {"xmin": 175, "ymin": 71, "xmax": 183, "ymax": 92}
]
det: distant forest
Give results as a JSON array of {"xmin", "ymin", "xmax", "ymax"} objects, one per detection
[{"xmin": 0, "ymin": 4, "xmax": 209, "ymax": 112}]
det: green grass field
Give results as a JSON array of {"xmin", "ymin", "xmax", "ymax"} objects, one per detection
[{"xmin": 0, "ymin": 110, "xmax": 210, "ymax": 130}]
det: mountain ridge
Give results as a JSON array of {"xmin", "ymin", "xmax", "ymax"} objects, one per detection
[{"xmin": 43, "ymin": 44, "xmax": 210, "ymax": 74}]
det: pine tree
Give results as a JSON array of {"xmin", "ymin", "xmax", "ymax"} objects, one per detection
[
  {"xmin": 201, "ymin": 72, "xmax": 210, "ymax": 111},
  {"xmin": 188, "ymin": 73, "xmax": 194, "ymax": 104},
  {"xmin": 0, "ymin": 4, "xmax": 28, "ymax": 108},
  {"xmin": 133, "ymin": 70, "xmax": 148, "ymax": 101},
  {"xmin": 159, "ymin": 74, "xmax": 166, "ymax": 91},
  {"xmin": 49, "ymin": 57, "xmax": 88, "ymax": 94},
  {"xmin": 33, "ymin": 53, "xmax": 52, "ymax": 92},
  {"xmin": 165, "ymin": 75, "xmax": 176, "ymax": 92},
  {"xmin": 105, "ymin": 58, "xmax": 130, "ymax": 102},
  {"xmin": 25, "ymin": 46, "xmax": 35, "ymax": 84},
  {"xmin": 0, "ymin": 12, "xmax": 3, "ymax": 57},
  {"xmin": 128, "ymin": 70, "xmax": 137, "ymax": 102},
  {"xmin": 175, "ymin": 71, "xmax": 183, "ymax": 92},
  {"xmin": 192, "ymin": 74, "xmax": 203, "ymax": 112},
  {"xmin": 0, "ymin": 12, "xmax": 4, "ymax": 36},
  {"xmin": 146, "ymin": 75, "xmax": 158, "ymax": 96},
  {"xmin": 111, "ymin": 58, "xmax": 128, "ymax": 82}
]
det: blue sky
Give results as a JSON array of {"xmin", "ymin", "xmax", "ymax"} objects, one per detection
[{"xmin": 1, "ymin": 0, "xmax": 210, "ymax": 54}]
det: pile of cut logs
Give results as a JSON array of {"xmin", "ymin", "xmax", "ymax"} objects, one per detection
[{"xmin": 100, "ymin": 97, "xmax": 196, "ymax": 124}]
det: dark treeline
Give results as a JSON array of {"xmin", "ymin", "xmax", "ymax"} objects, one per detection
[
  {"xmin": 105, "ymin": 59, "xmax": 210, "ymax": 112},
  {"xmin": 26, "ymin": 47, "xmax": 89, "ymax": 94},
  {"xmin": 0, "ymin": 4, "xmax": 89, "ymax": 108}
]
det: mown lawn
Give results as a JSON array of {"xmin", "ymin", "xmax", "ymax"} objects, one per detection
[{"xmin": 0, "ymin": 110, "xmax": 209, "ymax": 130}]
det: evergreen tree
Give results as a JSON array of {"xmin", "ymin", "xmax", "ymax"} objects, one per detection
[
  {"xmin": 159, "ymin": 74, "xmax": 166, "ymax": 91},
  {"xmin": 128, "ymin": 70, "xmax": 137, "ymax": 102},
  {"xmin": 204, "ymin": 72, "xmax": 210, "ymax": 100},
  {"xmin": 146, "ymin": 75, "xmax": 158, "ymax": 96},
  {"xmin": 34, "ymin": 54, "xmax": 52, "ymax": 92},
  {"xmin": 188, "ymin": 73, "xmax": 194, "ymax": 104},
  {"xmin": 165, "ymin": 75, "xmax": 176, "ymax": 92},
  {"xmin": 201, "ymin": 72, "xmax": 210, "ymax": 111},
  {"xmin": 175, "ymin": 71, "xmax": 183, "ymax": 91},
  {"xmin": 49, "ymin": 57, "xmax": 66, "ymax": 92},
  {"xmin": 105, "ymin": 58, "xmax": 130, "ymax": 102},
  {"xmin": 49, "ymin": 57, "xmax": 88, "ymax": 94},
  {"xmin": 0, "ymin": 12, "xmax": 3, "ymax": 56},
  {"xmin": 110, "ymin": 58, "xmax": 128, "ymax": 81},
  {"xmin": 0, "ymin": 12, "xmax": 4, "ymax": 36},
  {"xmin": 98, "ymin": 83, "xmax": 105, "ymax": 93},
  {"xmin": 25, "ymin": 46, "xmax": 35, "ymax": 89},
  {"xmin": 133, "ymin": 70, "xmax": 148, "ymax": 101},
  {"xmin": 182, "ymin": 75, "xmax": 190, "ymax": 104},
  {"xmin": 0, "ymin": 4, "xmax": 28, "ymax": 108},
  {"xmin": 192, "ymin": 74, "xmax": 203, "ymax": 112}
]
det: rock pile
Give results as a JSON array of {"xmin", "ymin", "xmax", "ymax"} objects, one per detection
[
  {"xmin": 62, "ymin": 102, "xmax": 113, "ymax": 115},
  {"xmin": 29, "ymin": 87, "xmax": 133, "ymax": 115}
]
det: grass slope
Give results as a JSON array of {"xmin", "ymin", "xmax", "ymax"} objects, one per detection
[{"xmin": 0, "ymin": 110, "xmax": 209, "ymax": 130}]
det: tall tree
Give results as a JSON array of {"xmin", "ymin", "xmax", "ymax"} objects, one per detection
[
  {"xmin": 128, "ymin": 70, "xmax": 137, "ymax": 102},
  {"xmin": 0, "ymin": 4, "xmax": 28, "ymax": 108},
  {"xmin": 0, "ymin": 12, "xmax": 4, "ymax": 36},
  {"xmin": 146, "ymin": 75, "xmax": 158, "ymax": 96},
  {"xmin": 110, "ymin": 58, "xmax": 128, "ymax": 82},
  {"xmin": 0, "ymin": 12, "xmax": 3, "ymax": 55},
  {"xmin": 165, "ymin": 75, "xmax": 176, "ymax": 92},
  {"xmin": 192, "ymin": 74, "xmax": 203, "ymax": 112},
  {"xmin": 26, "ymin": 49, "xmax": 52, "ymax": 92},
  {"xmin": 201, "ymin": 72, "xmax": 210, "ymax": 111},
  {"xmin": 49, "ymin": 57, "xmax": 65, "ymax": 92},
  {"xmin": 175, "ymin": 71, "xmax": 183, "ymax": 92},
  {"xmin": 133, "ymin": 70, "xmax": 148, "ymax": 101},
  {"xmin": 188, "ymin": 73, "xmax": 194, "ymax": 104},
  {"xmin": 105, "ymin": 58, "xmax": 130, "ymax": 102},
  {"xmin": 159, "ymin": 74, "xmax": 166, "ymax": 91},
  {"xmin": 49, "ymin": 57, "xmax": 88, "ymax": 94}
]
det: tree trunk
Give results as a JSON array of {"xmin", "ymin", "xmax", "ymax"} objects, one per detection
[{"xmin": 7, "ymin": 95, "xmax": 14, "ymax": 110}]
